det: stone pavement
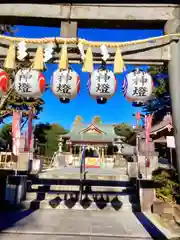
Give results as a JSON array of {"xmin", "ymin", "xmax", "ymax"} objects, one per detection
[
  {"xmin": 40, "ymin": 167, "xmax": 128, "ymax": 180},
  {"xmin": 0, "ymin": 209, "xmax": 158, "ymax": 240}
]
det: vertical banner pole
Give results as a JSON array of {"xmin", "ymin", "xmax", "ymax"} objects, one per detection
[
  {"xmin": 145, "ymin": 114, "xmax": 152, "ymax": 179},
  {"xmin": 28, "ymin": 108, "xmax": 33, "ymax": 163},
  {"xmin": 145, "ymin": 115, "xmax": 148, "ymax": 179},
  {"xmin": 79, "ymin": 145, "xmax": 85, "ymax": 201},
  {"xmin": 170, "ymin": 148, "xmax": 173, "ymax": 168},
  {"xmin": 12, "ymin": 110, "xmax": 22, "ymax": 175}
]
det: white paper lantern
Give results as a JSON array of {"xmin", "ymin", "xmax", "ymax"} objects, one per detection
[
  {"xmin": 123, "ymin": 69, "xmax": 153, "ymax": 103},
  {"xmin": 14, "ymin": 69, "xmax": 46, "ymax": 98},
  {"xmin": 88, "ymin": 69, "xmax": 117, "ymax": 104},
  {"xmin": 51, "ymin": 68, "xmax": 80, "ymax": 103},
  {"xmin": 0, "ymin": 69, "xmax": 9, "ymax": 96}
]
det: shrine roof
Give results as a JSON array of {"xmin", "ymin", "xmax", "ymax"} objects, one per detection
[
  {"xmin": 128, "ymin": 114, "xmax": 173, "ymax": 144},
  {"xmin": 61, "ymin": 123, "xmax": 121, "ymax": 143},
  {"xmin": 139, "ymin": 114, "xmax": 173, "ymax": 138}
]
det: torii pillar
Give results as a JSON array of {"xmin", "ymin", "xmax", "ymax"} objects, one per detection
[{"xmin": 165, "ymin": 15, "xmax": 180, "ymax": 182}]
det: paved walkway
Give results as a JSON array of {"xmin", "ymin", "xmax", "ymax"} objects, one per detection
[{"xmin": 0, "ymin": 209, "xmax": 167, "ymax": 239}]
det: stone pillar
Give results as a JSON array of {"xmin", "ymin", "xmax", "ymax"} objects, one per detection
[
  {"xmin": 70, "ymin": 144, "xmax": 72, "ymax": 154},
  {"xmin": 118, "ymin": 143, "xmax": 122, "ymax": 154},
  {"xmin": 58, "ymin": 137, "xmax": 63, "ymax": 153},
  {"xmin": 74, "ymin": 145, "xmax": 76, "ymax": 155},
  {"xmin": 101, "ymin": 147, "xmax": 105, "ymax": 168},
  {"xmin": 79, "ymin": 146, "xmax": 82, "ymax": 166},
  {"xmin": 165, "ymin": 17, "xmax": 180, "ymax": 182},
  {"xmin": 69, "ymin": 143, "xmax": 73, "ymax": 165},
  {"xmin": 5, "ymin": 175, "xmax": 27, "ymax": 205},
  {"xmin": 139, "ymin": 180, "xmax": 156, "ymax": 212},
  {"xmin": 60, "ymin": 21, "xmax": 78, "ymax": 38},
  {"xmin": 66, "ymin": 141, "xmax": 70, "ymax": 152},
  {"xmin": 128, "ymin": 162, "xmax": 138, "ymax": 178}
]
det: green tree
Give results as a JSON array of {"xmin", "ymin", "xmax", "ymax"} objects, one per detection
[
  {"xmin": 44, "ymin": 124, "xmax": 68, "ymax": 157},
  {"xmin": 34, "ymin": 123, "xmax": 68, "ymax": 157},
  {"xmin": 114, "ymin": 123, "xmax": 135, "ymax": 141},
  {"xmin": 0, "ymin": 25, "xmax": 45, "ymax": 123},
  {"xmin": 34, "ymin": 123, "xmax": 52, "ymax": 155},
  {"xmin": 0, "ymin": 123, "xmax": 12, "ymax": 150},
  {"xmin": 0, "ymin": 62, "xmax": 45, "ymax": 123},
  {"xmin": 143, "ymin": 65, "xmax": 171, "ymax": 124}
]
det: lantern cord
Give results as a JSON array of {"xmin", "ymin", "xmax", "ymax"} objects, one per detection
[
  {"xmin": 0, "ymin": 33, "xmax": 179, "ymax": 48},
  {"xmin": 66, "ymin": 68, "xmax": 71, "ymax": 84},
  {"xmin": 54, "ymin": 37, "xmax": 61, "ymax": 51},
  {"xmin": 132, "ymin": 68, "xmax": 144, "ymax": 73},
  {"xmin": 99, "ymin": 60, "xmax": 107, "ymax": 70},
  {"xmin": 67, "ymin": 4, "xmax": 73, "ymax": 24},
  {"xmin": 68, "ymin": 65, "xmax": 73, "ymax": 71}
]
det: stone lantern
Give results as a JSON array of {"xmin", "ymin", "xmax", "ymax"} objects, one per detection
[{"xmin": 58, "ymin": 137, "xmax": 63, "ymax": 153}]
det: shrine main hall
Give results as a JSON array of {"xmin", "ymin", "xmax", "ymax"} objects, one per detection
[{"xmin": 58, "ymin": 117, "xmax": 127, "ymax": 168}]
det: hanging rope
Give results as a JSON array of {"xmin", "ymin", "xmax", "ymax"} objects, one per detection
[
  {"xmin": 0, "ymin": 33, "xmax": 179, "ymax": 47},
  {"xmin": 0, "ymin": 32, "xmax": 178, "ymax": 75}
]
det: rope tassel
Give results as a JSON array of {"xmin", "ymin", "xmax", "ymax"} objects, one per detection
[
  {"xmin": 32, "ymin": 46, "xmax": 44, "ymax": 70},
  {"xmin": 82, "ymin": 47, "xmax": 93, "ymax": 73},
  {"xmin": 4, "ymin": 43, "xmax": 16, "ymax": 69},
  {"xmin": 59, "ymin": 44, "xmax": 68, "ymax": 70},
  {"xmin": 114, "ymin": 47, "xmax": 125, "ymax": 74}
]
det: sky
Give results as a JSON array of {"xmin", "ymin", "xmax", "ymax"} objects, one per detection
[{"xmin": 7, "ymin": 26, "xmax": 163, "ymax": 130}]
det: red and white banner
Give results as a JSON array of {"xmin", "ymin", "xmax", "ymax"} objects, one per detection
[
  {"xmin": 145, "ymin": 114, "xmax": 153, "ymax": 168},
  {"xmin": 24, "ymin": 109, "xmax": 33, "ymax": 152},
  {"xmin": 28, "ymin": 108, "xmax": 33, "ymax": 150},
  {"xmin": 135, "ymin": 112, "xmax": 141, "ymax": 129},
  {"xmin": 24, "ymin": 131, "xmax": 28, "ymax": 152},
  {"xmin": 145, "ymin": 114, "xmax": 153, "ymax": 144},
  {"xmin": 12, "ymin": 111, "xmax": 22, "ymax": 156}
]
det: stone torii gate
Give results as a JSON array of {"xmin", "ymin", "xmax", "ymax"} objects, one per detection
[{"xmin": 0, "ymin": 3, "xmax": 180, "ymax": 180}]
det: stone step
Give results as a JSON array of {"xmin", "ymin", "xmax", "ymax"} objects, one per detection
[
  {"xmin": 28, "ymin": 178, "xmax": 132, "ymax": 189},
  {"xmin": 38, "ymin": 174, "xmax": 129, "ymax": 181},
  {"xmin": 39, "ymin": 173, "xmax": 82, "ymax": 179},
  {"xmin": 89, "ymin": 185, "xmax": 135, "ymax": 192},
  {"xmin": 38, "ymin": 167, "xmax": 128, "ymax": 180},
  {"xmin": 86, "ymin": 174, "xmax": 129, "ymax": 181},
  {"xmin": 29, "ymin": 184, "xmax": 134, "ymax": 192},
  {"xmin": 0, "ymin": 233, "xmax": 153, "ymax": 240},
  {"xmin": 26, "ymin": 192, "xmax": 138, "ymax": 203},
  {"xmin": 22, "ymin": 199, "xmax": 140, "ymax": 211},
  {"xmin": 30, "ymin": 184, "xmax": 80, "ymax": 191}
]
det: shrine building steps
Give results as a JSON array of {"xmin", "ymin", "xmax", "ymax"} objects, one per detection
[{"xmin": 22, "ymin": 170, "xmax": 140, "ymax": 211}]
